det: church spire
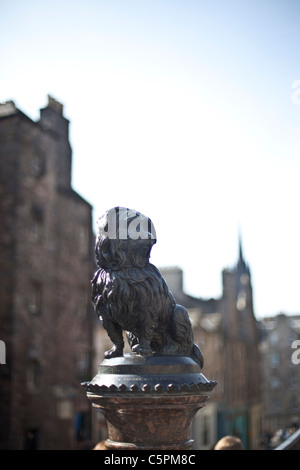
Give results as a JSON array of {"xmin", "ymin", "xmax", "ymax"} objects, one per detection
[
  {"xmin": 236, "ymin": 231, "xmax": 250, "ymax": 276},
  {"xmin": 238, "ymin": 231, "xmax": 244, "ymax": 263}
]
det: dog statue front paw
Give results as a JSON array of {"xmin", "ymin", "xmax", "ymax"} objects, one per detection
[
  {"xmin": 132, "ymin": 341, "xmax": 153, "ymax": 356},
  {"xmin": 104, "ymin": 345, "xmax": 123, "ymax": 359}
]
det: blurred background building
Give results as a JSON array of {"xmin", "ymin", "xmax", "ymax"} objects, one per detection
[
  {"xmin": 258, "ymin": 313, "xmax": 300, "ymax": 442},
  {"xmin": 0, "ymin": 96, "xmax": 299, "ymax": 450},
  {"xmin": 160, "ymin": 240, "xmax": 262, "ymax": 450},
  {"xmin": 0, "ymin": 96, "xmax": 94, "ymax": 449}
]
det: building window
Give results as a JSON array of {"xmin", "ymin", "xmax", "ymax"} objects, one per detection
[
  {"xmin": 240, "ymin": 274, "xmax": 249, "ymax": 285},
  {"xmin": 30, "ymin": 206, "xmax": 44, "ymax": 240},
  {"xmin": 28, "ymin": 282, "xmax": 42, "ymax": 314},
  {"xmin": 269, "ymin": 330, "xmax": 279, "ymax": 345},
  {"xmin": 289, "ymin": 370, "xmax": 297, "ymax": 389},
  {"xmin": 271, "ymin": 376, "xmax": 280, "ymax": 389},
  {"xmin": 202, "ymin": 414, "xmax": 210, "ymax": 446},
  {"xmin": 236, "ymin": 290, "xmax": 247, "ymax": 311},
  {"xmin": 30, "ymin": 151, "xmax": 45, "ymax": 177},
  {"xmin": 57, "ymin": 400, "xmax": 73, "ymax": 420},
  {"xmin": 291, "ymin": 396, "xmax": 298, "ymax": 412},
  {"xmin": 24, "ymin": 428, "xmax": 40, "ymax": 450},
  {"xmin": 74, "ymin": 412, "xmax": 92, "ymax": 442},
  {"xmin": 78, "ymin": 226, "xmax": 89, "ymax": 256},
  {"xmin": 27, "ymin": 359, "xmax": 40, "ymax": 390},
  {"xmin": 76, "ymin": 289, "xmax": 88, "ymax": 318},
  {"xmin": 77, "ymin": 351, "xmax": 89, "ymax": 374},
  {"xmin": 271, "ymin": 352, "xmax": 280, "ymax": 367},
  {"xmin": 273, "ymin": 398, "xmax": 281, "ymax": 412}
]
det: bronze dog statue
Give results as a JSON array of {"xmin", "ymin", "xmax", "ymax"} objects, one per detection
[{"xmin": 91, "ymin": 207, "xmax": 203, "ymax": 368}]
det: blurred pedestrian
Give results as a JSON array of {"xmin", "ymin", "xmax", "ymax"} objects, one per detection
[
  {"xmin": 213, "ymin": 435, "xmax": 244, "ymax": 450},
  {"xmin": 93, "ymin": 441, "xmax": 108, "ymax": 450}
]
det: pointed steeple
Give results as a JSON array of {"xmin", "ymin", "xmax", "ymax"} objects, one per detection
[
  {"xmin": 238, "ymin": 231, "xmax": 245, "ymax": 263},
  {"xmin": 236, "ymin": 231, "xmax": 250, "ymax": 276}
]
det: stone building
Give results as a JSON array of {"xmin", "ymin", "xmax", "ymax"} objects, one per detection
[
  {"xmin": 0, "ymin": 97, "xmax": 94, "ymax": 449},
  {"xmin": 259, "ymin": 313, "xmax": 300, "ymax": 436},
  {"xmin": 217, "ymin": 241, "xmax": 262, "ymax": 449},
  {"xmin": 160, "ymin": 240, "xmax": 262, "ymax": 450}
]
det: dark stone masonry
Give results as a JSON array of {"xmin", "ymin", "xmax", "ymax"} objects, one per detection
[{"xmin": 0, "ymin": 96, "xmax": 94, "ymax": 450}]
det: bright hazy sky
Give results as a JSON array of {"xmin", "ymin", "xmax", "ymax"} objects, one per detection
[{"xmin": 1, "ymin": 0, "xmax": 300, "ymax": 318}]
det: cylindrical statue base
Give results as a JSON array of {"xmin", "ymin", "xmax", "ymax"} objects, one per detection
[{"xmin": 82, "ymin": 354, "xmax": 217, "ymax": 450}]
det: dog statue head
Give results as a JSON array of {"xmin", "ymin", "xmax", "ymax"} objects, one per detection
[{"xmin": 95, "ymin": 207, "xmax": 157, "ymax": 270}]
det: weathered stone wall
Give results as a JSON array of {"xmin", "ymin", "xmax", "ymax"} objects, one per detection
[{"xmin": 0, "ymin": 99, "xmax": 94, "ymax": 449}]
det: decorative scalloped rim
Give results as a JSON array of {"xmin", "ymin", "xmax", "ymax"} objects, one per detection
[{"xmin": 81, "ymin": 380, "xmax": 217, "ymax": 395}]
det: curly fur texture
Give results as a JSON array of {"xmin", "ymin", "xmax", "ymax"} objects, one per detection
[{"xmin": 91, "ymin": 208, "xmax": 203, "ymax": 367}]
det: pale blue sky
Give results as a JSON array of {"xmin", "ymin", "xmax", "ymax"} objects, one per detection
[{"xmin": 1, "ymin": 0, "xmax": 300, "ymax": 318}]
